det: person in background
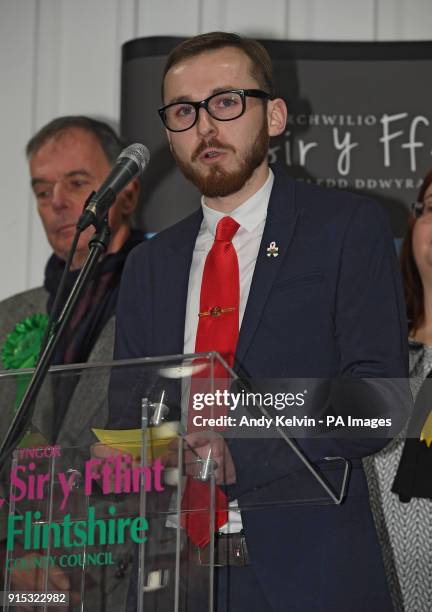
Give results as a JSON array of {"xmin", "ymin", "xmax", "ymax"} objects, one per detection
[
  {"xmin": 1, "ymin": 115, "xmax": 141, "ymax": 373},
  {"xmin": 364, "ymin": 169, "xmax": 432, "ymax": 612},
  {"xmin": 0, "ymin": 115, "xmax": 142, "ymax": 610}
]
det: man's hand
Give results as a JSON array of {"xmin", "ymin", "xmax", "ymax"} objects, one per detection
[
  {"xmin": 90, "ymin": 442, "xmax": 133, "ymax": 462},
  {"xmin": 90, "ymin": 443, "xmax": 138, "ymax": 494},
  {"xmin": 166, "ymin": 433, "xmax": 236, "ymax": 485},
  {"xmin": 10, "ymin": 554, "xmax": 80, "ymax": 604},
  {"xmin": 11, "ymin": 554, "xmax": 70, "ymax": 590}
]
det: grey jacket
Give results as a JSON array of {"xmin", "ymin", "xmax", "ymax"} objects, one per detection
[
  {"xmin": 0, "ymin": 285, "xmax": 115, "ymax": 445},
  {"xmin": 0, "ymin": 286, "xmax": 134, "ymax": 612}
]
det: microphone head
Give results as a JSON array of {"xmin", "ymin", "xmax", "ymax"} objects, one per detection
[{"xmin": 119, "ymin": 143, "xmax": 150, "ymax": 173}]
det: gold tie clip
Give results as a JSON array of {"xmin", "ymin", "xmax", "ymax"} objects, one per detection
[{"xmin": 199, "ymin": 306, "xmax": 236, "ymax": 318}]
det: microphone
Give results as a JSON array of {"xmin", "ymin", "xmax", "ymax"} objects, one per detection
[{"xmin": 77, "ymin": 143, "xmax": 150, "ymax": 231}]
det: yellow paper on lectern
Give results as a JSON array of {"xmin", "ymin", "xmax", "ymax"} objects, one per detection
[
  {"xmin": 92, "ymin": 423, "xmax": 179, "ymax": 460},
  {"xmin": 420, "ymin": 410, "xmax": 432, "ymax": 447}
]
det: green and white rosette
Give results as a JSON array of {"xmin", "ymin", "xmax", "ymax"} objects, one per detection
[{"xmin": 2, "ymin": 313, "xmax": 49, "ymax": 410}]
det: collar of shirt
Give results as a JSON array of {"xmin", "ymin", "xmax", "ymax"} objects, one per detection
[{"xmin": 200, "ymin": 168, "xmax": 274, "ymax": 237}]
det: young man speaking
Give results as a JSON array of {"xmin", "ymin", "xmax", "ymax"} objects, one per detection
[{"xmin": 112, "ymin": 32, "xmax": 408, "ymax": 612}]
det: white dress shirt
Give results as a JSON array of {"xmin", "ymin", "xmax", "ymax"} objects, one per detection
[{"xmin": 183, "ymin": 168, "xmax": 274, "ymax": 533}]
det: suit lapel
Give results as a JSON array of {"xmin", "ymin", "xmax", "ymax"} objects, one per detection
[
  {"xmin": 150, "ymin": 170, "xmax": 298, "ymax": 364},
  {"xmin": 236, "ymin": 169, "xmax": 299, "ymax": 365},
  {"xmin": 152, "ymin": 210, "xmax": 203, "ymax": 356}
]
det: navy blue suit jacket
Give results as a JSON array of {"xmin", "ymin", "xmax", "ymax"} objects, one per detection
[{"xmin": 113, "ymin": 166, "xmax": 408, "ymax": 611}]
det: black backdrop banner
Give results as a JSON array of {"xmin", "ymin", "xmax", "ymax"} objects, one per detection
[{"xmin": 121, "ymin": 37, "xmax": 432, "ymax": 237}]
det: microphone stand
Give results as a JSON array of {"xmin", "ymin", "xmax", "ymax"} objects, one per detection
[{"xmin": 0, "ymin": 217, "xmax": 111, "ymax": 462}]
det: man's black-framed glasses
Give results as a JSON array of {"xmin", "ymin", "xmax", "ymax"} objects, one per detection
[{"xmin": 158, "ymin": 89, "xmax": 271, "ymax": 132}]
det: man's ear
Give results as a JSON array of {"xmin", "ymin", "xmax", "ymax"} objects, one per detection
[
  {"xmin": 117, "ymin": 177, "xmax": 140, "ymax": 217},
  {"xmin": 267, "ymin": 98, "xmax": 288, "ymax": 138}
]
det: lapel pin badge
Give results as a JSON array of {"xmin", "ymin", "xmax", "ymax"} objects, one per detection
[{"xmin": 266, "ymin": 241, "xmax": 279, "ymax": 258}]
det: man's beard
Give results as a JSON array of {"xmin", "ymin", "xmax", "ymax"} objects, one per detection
[{"xmin": 172, "ymin": 121, "xmax": 269, "ymax": 198}]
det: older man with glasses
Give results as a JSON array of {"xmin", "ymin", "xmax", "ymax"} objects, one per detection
[{"xmin": 0, "ymin": 116, "xmax": 142, "ymax": 611}]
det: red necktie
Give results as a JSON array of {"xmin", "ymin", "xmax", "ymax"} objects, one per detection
[{"xmin": 182, "ymin": 216, "xmax": 240, "ymax": 547}]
